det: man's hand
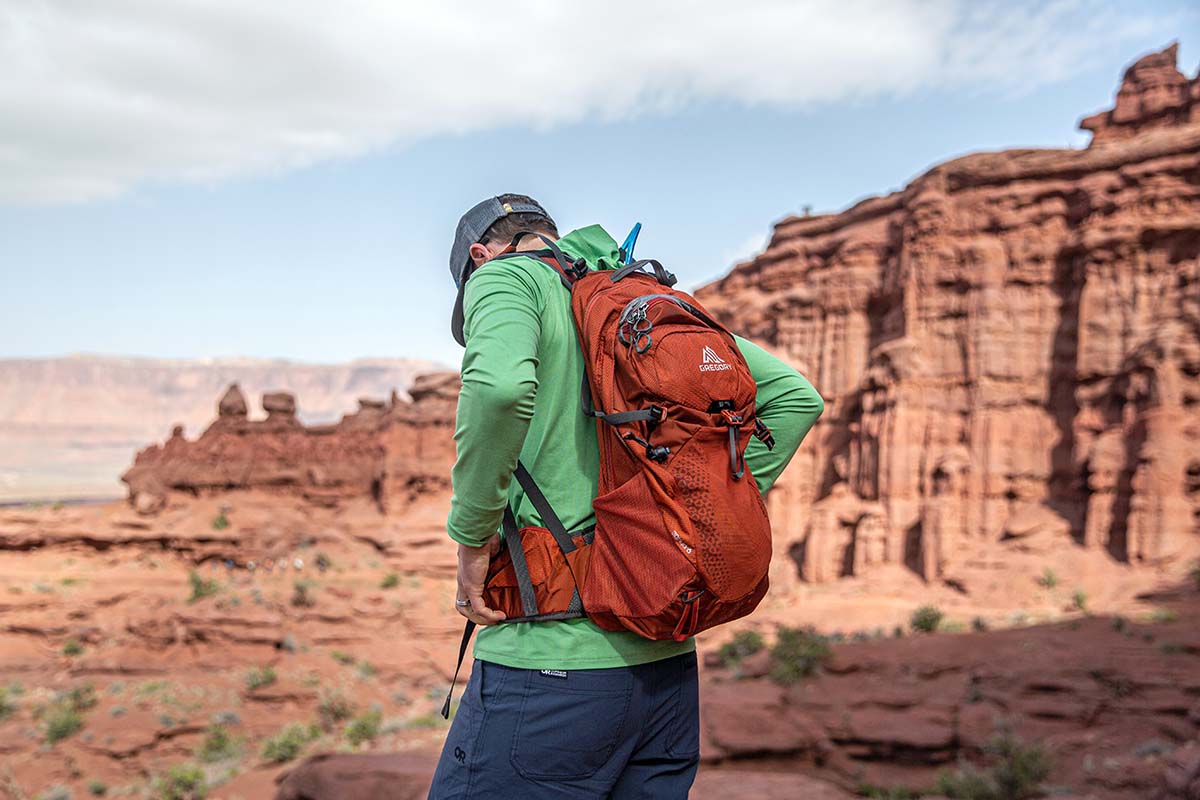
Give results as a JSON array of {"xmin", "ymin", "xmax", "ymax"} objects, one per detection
[{"xmin": 456, "ymin": 536, "xmax": 506, "ymax": 626}]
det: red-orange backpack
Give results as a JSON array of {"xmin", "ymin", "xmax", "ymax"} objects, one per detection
[{"xmin": 443, "ymin": 234, "xmax": 775, "ymax": 716}]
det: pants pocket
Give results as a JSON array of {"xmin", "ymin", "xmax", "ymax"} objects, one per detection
[
  {"xmin": 509, "ymin": 669, "xmax": 632, "ymax": 781},
  {"xmin": 664, "ymin": 653, "xmax": 701, "ymax": 759}
]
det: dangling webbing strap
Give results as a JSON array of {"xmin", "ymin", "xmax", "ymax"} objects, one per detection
[{"xmin": 440, "ymin": 619, "xmax": 475, "ymax": 719}]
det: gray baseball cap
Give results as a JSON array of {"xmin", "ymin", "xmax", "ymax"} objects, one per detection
[{"xmin": 449, "ymin": 195, "xmax": 554, "ymax": 346}]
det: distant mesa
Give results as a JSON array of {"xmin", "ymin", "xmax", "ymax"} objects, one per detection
[{"xmin": 122, "ymin": 373, "xmax": 460, "ymax": 515}]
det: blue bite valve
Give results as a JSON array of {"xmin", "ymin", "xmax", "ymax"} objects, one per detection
[{"xmin": 620, "ymin": 222, "xmax": 642, "ymax": 265}]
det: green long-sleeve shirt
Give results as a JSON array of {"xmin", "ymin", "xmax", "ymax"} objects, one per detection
[{"xmin": 449, "ymin": 225, "xmax": 824, "ymax": 670}]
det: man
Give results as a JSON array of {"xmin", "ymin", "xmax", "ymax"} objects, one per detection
[{"xmin": 430, "ymin": 194, "xmax": 823, "ymax": 799}]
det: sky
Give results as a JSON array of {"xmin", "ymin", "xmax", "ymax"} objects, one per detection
[{"xmin": 1, "ymin": 1, "xmax": 1197, "ymax": 368}]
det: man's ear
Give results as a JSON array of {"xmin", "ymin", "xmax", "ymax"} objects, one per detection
[{"xmin": 468, "ymin": 242, "xmax": 491, "ymax": 267}]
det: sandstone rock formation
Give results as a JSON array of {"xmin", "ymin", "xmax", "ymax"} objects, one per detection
[
  {"xmin": 122, "ymin": 372, "xmax": 459, "ymax": 513},
  {"xmin": 702, "ymin": 589, "xmax": 1200, "ymax": 800},
  {"xmin": 696, "ymin": 44, "xmax": 1200, "ymax": 586},
  {"xmin": 0, "ymin": 355, "xmax": 441, "ymax": 501},
  {"xmin": 1081, "ymin": 43, "xmax": 1200, "ymax": 145}
]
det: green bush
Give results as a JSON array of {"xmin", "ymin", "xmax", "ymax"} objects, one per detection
[
  {"xmin": 1147, "ymin": 608, "xmax": 1178, "ymax": 624},
  {"xmin": 261, "ymin": 723, "xmax": 314, "ymax": 763},
  {"xmin": 317, "ymin": 689, "xmax": 355, "ymax": 730},
  {"xmin": 0, "ymin": 687, "xmax": 15, "ymax": 720},
  {"xmin": 43, "ymin": 705, "xmax": 84, "ymax": 744},
  {"xmin": 211, "ymin": 513, "xmax": 230, "ymax": 531},
  {"xmin": 404, "ymin": 712, "xmax": 444, "ymax": 730},
  {"xmin": 344, "ymin": 709, "xmax": 382, "ymax": 747},
  {"xmin": 62, "ymin": 638, "xmax": 84, "ymax": 657},
  {"xmin": 717, "ymin": 630, "xmax": 765, "ymax": 667},
  {"xmin": 40, "ymin": 683, "xmax": 96, "ymax": 745},
  {"xmin": 1036, "ymin": 568, "xmax": 1058, "ymax": 589},
  {"xmin": 936, "ymin": 731, "xmax": 1050, "ymax": 800},
  {"xmin": 356, "ymin": 661, "xmax": 377, "ymax": 680},
  {"xmin": 187, "ymin": 571, "xmax": 219, "ymax": 603},
  {"xmin": 88, "ymin": 780, "xmax": 108, "ymax": 796},
  {"xmin": 64, "ymin": 684, "xmax": 97, "ymax": 711},
  {"xmin": 330, "ymin": 650, "xmax": 355, "ymax": 665},
  {"xmin": 768, "ymin": 627, "xmax": 831, "ymax": 685},
  {"xmin": 152, "ymin": 763, "xmax": 208, "ymax": 800},
  {"xmin": 380, "ymin": 572, "xmax": 400, "ymax": 589},
  {"xmin": 1071, "ymin": 590, "xmax": 1088, "ymax": 612},
  {"xmin": 195, "ymin": 723, "xmax": 239, "ymax": 762},
  {"xmin": 244, "ymin": 666, "xmax": 276, "ymax": 691},
  {"xmin": 911, "ymin": 605, "xmax": 943, "ymax": 633}
]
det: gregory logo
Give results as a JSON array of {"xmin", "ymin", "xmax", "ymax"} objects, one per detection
[{"xmin": 699, "ymin": 346, "xmax": 732, "ymax": 372}]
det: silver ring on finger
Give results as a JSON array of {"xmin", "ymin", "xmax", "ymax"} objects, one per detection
[{"xmin": 455, "ymin": 599, "xmax": 471, "ymax": 608}]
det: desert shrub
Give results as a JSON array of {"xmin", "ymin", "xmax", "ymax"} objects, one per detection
[
  {"xmin": 211, "ymin": 513, "xmax": 229, "ymax": 531},
  {"xmin": 187, "ymin": 571, "xmax": 219, "ymax": 603},
  {"xmin": 936, "ymin": 731, "xmax": 1050, "ymax": 800},
  {"xmin": 1071, "ymin": 590, "xmax": 1088, "ymax": 612},
  {"xmin": 1190, "ymin": 560, "xmax": 1200, "ymax": 591},
  {"xmin": 718, "ymin": 630, "xmax": 766, "ymax": 667},
  {"xmin": 261, "ymin": 723, "xmax": 315, "ymax": 763},
  {"xmin": 314, "ymin": 552, "xmax": 333, "ymax": 571},
  {"xmin": 195, "ymin": 723, "xmax": 239, "ymax": 762},
  {"xmin": 43, "ymin": 705, "xmax": 84, "ymax": 744},
  {"xmin": 330, "ymin": 650, "xmax": 355, "ymax": 665},
  {"xmin": 911, "ymin": 605, "xmax": 943, "ymax": 634},
  {"xmin": 317, "ymin": 689, "xmax": 355, "ymax": 730},
  {"xmin": 404, "ymin": 712, "xmax": 444, "ymax": 729},
  {"xmin": 41, "ymin": 683, "xmax": 96, "ymax": 744},
  {"xmin": 62, "ymin": 639, "xmax": 83, "ymax": 657},
  {"xmin": 152, "ymin": 763, "xmax": 207, "ymax": 800},
  {"xmin": 768, "ymin": 627, "xmax": 831, "ymax": 685},
  {"xmin": 37, "ymin": 787, "xmax": 71, "ymax": 800},
  {"xmin": 244, "ymin": 666, "xmax": 276, "ymax": 691},
  {"xmin": 380, "ymin": 572, "xmax": 400, "ymax": 589},
  {"xmin": 356, "ymin": 661, "xmax": 377, "ymax": 680},
  {"xmin": 63, "ymin": 684, "xmax": 97, "ymax": 711},
  {"xmin": 971, "ymin": 617, "xmax": 989, "ymax": 632},
  {"xmin": 0, "ymin": 687, "xmax": 15, "ymax": 720},
  {"xmin": 344, "ymin": 709, "xmax": 382, "ymax": 747},
  {"xmin": 291, "ymin": 580, "xmax": 316, "ymax": 608},
  {"xmin": 1147, "ymin": 608, "xmax": 1178, "ymax": 624},
  {"xmin": 1035, "ymin": 568, "xmax": 1058, "ymax": 589},
  {"xmin": 88, "ymin": 780, "xmax": 108, "ymax": 796}
]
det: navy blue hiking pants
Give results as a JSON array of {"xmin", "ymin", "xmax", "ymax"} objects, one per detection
[{"xmin": 428, "ymin": 651, "xmax": 700, "ymax": 799}]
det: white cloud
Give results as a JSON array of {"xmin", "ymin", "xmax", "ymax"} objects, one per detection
[{"xmin": 0, "ymin": 0, "xmax": 1177, "ymax": 204}]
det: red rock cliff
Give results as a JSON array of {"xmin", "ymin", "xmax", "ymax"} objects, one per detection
[{"xmin": 695, "ymin": 44, "xmax": 1200, "ymax": 583}]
